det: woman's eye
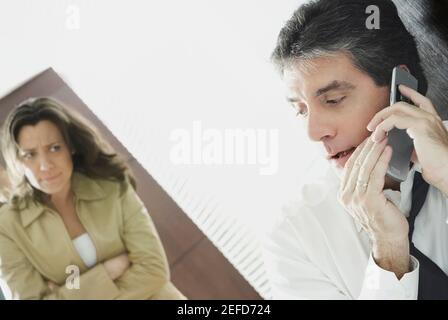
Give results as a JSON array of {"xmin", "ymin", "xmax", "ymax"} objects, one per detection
[
  {"xmin": 50, "ymin": 145, "xmax": 61, "ymax": 152},
  {"xmin": 23, "ymin": 152, "xmax": 34, "ymax": 160},
  {"xmin": 326, "ymin": 96, "xmax": 346, "ymax": 104}
]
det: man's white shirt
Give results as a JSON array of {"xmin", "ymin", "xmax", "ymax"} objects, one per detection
[{"xmin": 263, "ymin": 124, "xmax": 448, "ymax": 300}]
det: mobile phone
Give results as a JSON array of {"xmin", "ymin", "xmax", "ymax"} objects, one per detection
[{"xmin": 386, "ymin": 66, "xmax": 418, "ymax": 182}]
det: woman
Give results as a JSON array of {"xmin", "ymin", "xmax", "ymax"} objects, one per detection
[
  {"xmin": 0, "ymin": 97, "xmax": 185, "ymax": 299},
  {"xmin": 0, "ymin": 165, "xmax": 9, "ymax": 204}
]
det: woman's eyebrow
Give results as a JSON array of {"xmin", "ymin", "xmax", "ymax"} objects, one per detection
[
  {"xmin": 315, "ymin": 80, "xmax": 355, "ymax": 97},
  {"xmin": 20, "ymin": 140, "xmax": 62, "ymax": 152}
]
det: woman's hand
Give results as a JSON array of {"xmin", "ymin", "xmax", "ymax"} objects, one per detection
[
  {"xmin": 103, "ymin": 252, "xmax": 131, "ymax": 280},
  {"xmin": 367, "ymin": 85, "xmax": 448, "ymax": 195},
  {"xmin": 47, "ymin": 281, "xmax": 58, "ymax": 292},
  {"xmin": 47, "ymin": 253, "xmax": 131, "ymax": 290},
  {"xmin": 338, "ymin": 137, "xmax": 410, "ymax": 278}
]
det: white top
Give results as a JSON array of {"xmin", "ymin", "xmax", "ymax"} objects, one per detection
[
  {"xmin": 72, "ymin": 233, "xmax": 97, "ymax": 268},
  {"xmin": 263, "ymin": 137, "xmax": 448, "ymax": 299}
]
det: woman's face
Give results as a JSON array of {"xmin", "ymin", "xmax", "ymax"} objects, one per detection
[{"xmin": 16, "ymin": 120, "xmax": 74, "ymax": 197}]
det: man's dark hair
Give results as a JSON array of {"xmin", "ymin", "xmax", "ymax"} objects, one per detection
[{"xmin": 272, "ymin": 0, "xmax": 428, "ymax": 94}]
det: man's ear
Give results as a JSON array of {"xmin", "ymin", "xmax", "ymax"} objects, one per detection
[{"xmin": 398, "ymin": 64, "xmax": 410, "ymax": 73}]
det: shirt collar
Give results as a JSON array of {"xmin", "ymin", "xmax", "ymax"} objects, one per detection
[{"xmin": 20, "ymin": 172, "xmax": 106, "ymax": 227}]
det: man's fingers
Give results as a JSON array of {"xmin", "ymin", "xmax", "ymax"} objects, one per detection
[
  {"xmin": 398, "ymin": 84, "xmax": 438, "ymax": 115},
  {"xmin": 341, "ymin": 138, "xmax": 368, "ymax": 187},
  {"xmin": 366, "ymin": 145, "xmax": 393, "ymax": 194},
  {"xmin": 367, "ymin": 102, "xmax": 428, "ymax": 133},
  {"xmin": 371, "ymin": 113, "xmax": 418, "ymax": 142},
  {"xmin": 356, "ymin": 138, "xmax": 388, "ymax": 193},
  {"xmin": 344, "ymin": 138, "xmax": 374, "ymax": 194},
  {"xmin": 410, "ymin": 148, "xmax": 419, "ymax": 165}
]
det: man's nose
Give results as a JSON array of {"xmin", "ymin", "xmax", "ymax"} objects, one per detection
[
  {"xmin": 39, "ymin": 154, "xmax": 54, "ymax": 171},
  {"xmin": 306, "ymin": 108, "xmax": 337, "ymax": 142}
]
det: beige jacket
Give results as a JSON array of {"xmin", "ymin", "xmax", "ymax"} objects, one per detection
[{"xmin": 0, "ymin": 172, "xmax": 185, "ymax": 299}]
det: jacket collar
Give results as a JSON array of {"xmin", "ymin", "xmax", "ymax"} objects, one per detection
[
  {"xmin": 20, "ymin": 201, "xmax": 45, "ymax": 228},
  {"xmin": 20, "ymin": 172, "xmax": 107, "ymax": 227}
]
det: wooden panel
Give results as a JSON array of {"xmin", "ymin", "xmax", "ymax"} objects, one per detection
[
  {"xmin": 171, "ymin": 238, "xmax": 262, "ymax": 300},
  {"xmin": 127, "ymin": 157, "xmax": 203, "ymax": 265},
  {"xmin": 51, "ymin": 85, "xmax": 134, "ymax": 162}
]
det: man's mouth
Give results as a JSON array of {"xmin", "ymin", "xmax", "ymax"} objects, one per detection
[
  {"xmin": 327, "ymin": 146, "xmax": 357, "ymax": 169},
  {"xmin": 330, "ymin": 147, "xmax": 357, "ymax": 160}
]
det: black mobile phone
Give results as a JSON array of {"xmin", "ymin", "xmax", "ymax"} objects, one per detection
[{"xmin": 386, "ymin": 66, "xmax": 418, "ymax": 182}]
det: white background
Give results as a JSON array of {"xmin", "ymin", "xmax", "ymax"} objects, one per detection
[
  {"xmin": 0, "ymin": 0, "xmax": 328, "ymax": 233},
  {"xmin": 0, "ymin": 0, "xmax": 334, "ymax": 298}
]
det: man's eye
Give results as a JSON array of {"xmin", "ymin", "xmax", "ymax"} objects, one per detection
[
  {"xmin": 296, "ymin": 109, "xmax": 308, "ymax": 117},
  {"xmin": 290, "ymin": 102, "xmax": 308, "ymax": 118},
  {"xmin": 326, "ymin": 96, "xmax": 346, "ymax": 104}
]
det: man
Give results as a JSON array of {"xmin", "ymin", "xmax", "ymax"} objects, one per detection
[{"xmin": 264, "ymin": 0, "xmax": 448, "ymax": 299}]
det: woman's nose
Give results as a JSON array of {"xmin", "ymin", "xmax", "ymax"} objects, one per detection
[{"xmin": 39, "ymin": 154, "xmax": 54, "ymax": 171}]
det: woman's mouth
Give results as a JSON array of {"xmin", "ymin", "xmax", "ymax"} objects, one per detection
[{"xmin": 41, "ymin": 173, "xmax": 61, "ymax": 183}]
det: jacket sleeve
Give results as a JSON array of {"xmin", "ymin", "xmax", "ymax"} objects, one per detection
[
  {"xmin": 0, "ymin": 229, "xmax": 120, "ymax": 300},
  {"xmin": 112, "ymin": 181, "xmax": 171, "ymax": 299}
]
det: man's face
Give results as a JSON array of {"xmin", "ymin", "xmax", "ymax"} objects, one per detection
[{"xmin": 284, "ymin": 52, "xmax": 390, "ymax": 170}]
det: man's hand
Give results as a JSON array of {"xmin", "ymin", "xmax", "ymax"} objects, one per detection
[
  {"xmin": 103, "ymin": 253, "xmax": 131, "ymax": 280},
  {"xmin": 367, "ymin": 84, "xmax": 448, "ymax": 196},
  {"xmin": 338, "ymin": 137, "xmax": 410, "ymax": 279}
]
